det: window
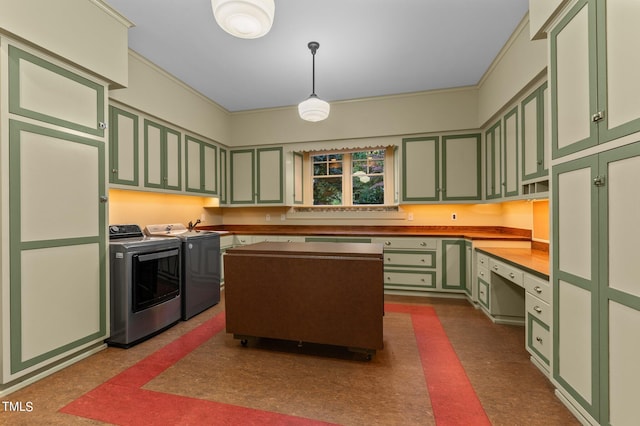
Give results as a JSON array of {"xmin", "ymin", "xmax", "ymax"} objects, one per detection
[{"xmin": 312, "ymin": 149, "xmax": 385, "ymax": 205}]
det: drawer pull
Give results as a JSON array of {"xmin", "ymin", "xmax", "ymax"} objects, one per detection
[
  {"xmin": 480, "ymin": 271, "xmax": 485, "ymax": 276},
  {"xmin": 421, "ymin": 258, "xmax": 425, "ymax": 262},
  {"xmin": 480, "ymin": 259, "xmax": 485, "ymax": 264},
  {"xmin": 509, "ymin": 272, "xmax": 515, "ymax": 279},
  {"xmin": 385, "ymin": 241, "xmax": 391, "ymax": 246},
  {"xmin": 534, "ymin": 306, "xmax": 542, "ymax": 313},
  {"xmin": 420, "ymin": 242, "xmax": 427, "ymax": 247},
  {"xmin": 534, "ymin": 286, "xmax": 542, "ymax": 294},
  {"xmin": 493, "ymin": 265, "xmax": 499, "ymax": 271},
  {"xmin": 420, "ymin": 278, "xmax": 425, "ymax": 283},
  {"xmin": 536, "ymin": 336, "xmax": 543, "ymax": 344},
  {"xmin": 387, "ymin": 257, "xmax": 391, "ymax": 261},
  {"xmin": 480, "ymin": 290, "xmax": 485, "ymax": 296},
  {"xmin": 387, "ymin": 276, "xmax": 391, "ymax": 280}
]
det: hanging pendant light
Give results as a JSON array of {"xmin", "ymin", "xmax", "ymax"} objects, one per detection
[
  {"xmin": 211, "ymin": 0, "xmax": 275, "ymax": 39},
  {"xmin": 298, "ymin": 41, "xmax": 330, "ymax": 122}
]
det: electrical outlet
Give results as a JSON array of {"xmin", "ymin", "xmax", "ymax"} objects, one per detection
[
  {"xmin": 408, "ymin": 213, "xmax": 414, "ymax": 221},
  {"xmin": 280, "ymin": 214, "xmax": 286, "ymax": 221},
  {"xmin": 451, "ymin": 213, "xmax": 457, "ymax": 220},
  {"xmin": 266, "ymin": 214, "xmax": 271, "ymax": 222}
]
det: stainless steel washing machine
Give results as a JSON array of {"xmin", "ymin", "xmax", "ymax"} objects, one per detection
[
  {"xmin": 107, "ymin": 224, "xmax": 182, "ymax": 347},
  {"xmin": 145, "ymin": 223, "xmax": 221, "ymax": 320}
]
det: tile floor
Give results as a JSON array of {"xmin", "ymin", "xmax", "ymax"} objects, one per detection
[{"xmin": 0, "ymin": 293, "xmax": 579, "ymax": 425}]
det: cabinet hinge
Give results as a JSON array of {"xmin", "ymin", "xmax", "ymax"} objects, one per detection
[
  {"xmin": 592, "ymin": 111, "xmax": 605, "ymax": 122},
  {"xmin": 593, "ymin": 176, "xmax": 606, "ymax": 187}
]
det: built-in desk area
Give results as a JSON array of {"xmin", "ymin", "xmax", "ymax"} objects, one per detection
[{"xmin": 475, "ymin": 247, "xmax": 550, "ymax": 374}]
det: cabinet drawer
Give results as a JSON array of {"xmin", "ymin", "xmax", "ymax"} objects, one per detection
[
  {"xmin": 477, "ymin": 265, "xmax": 490, "ymax": 282},
  {"xmin": 524, "ymin": 273, "xmax": 551, "ymax": 304},
  {"xmin": 476, "ymin": 252, "xmax": 489, "ymax": 269},
  {"xmin": 384, "ymin": 270, "xmax": 436, "ymax": 289},
  {"xmin": 526, "ymin": 294, "xmax": 551, "ymax": 324},
  {"xmin": 384, "ymin": 251, "xmax": 436, "ymax": 268},
  {"xmin": 528, "ymin": 315, "xmax": 550, "ymax": 365},
  {"xmin": 374, "ymin": 237, "xmax": 437, "ymax": 250},
  {"xmin": 489, "ymin": 258, "xmax": 524, "ymax": 287}
]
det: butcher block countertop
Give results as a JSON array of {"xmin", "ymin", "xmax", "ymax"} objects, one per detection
[
  {"xmin": 202, "ymin": 225, "xmax": 532, "ymax": 241},
  {"xmin": 476, "ymin": 247, "xmax": 550, "ymax": 279}
]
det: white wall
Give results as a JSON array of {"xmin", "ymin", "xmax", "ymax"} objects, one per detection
[
  {"xmin": 109, "ymin": 52, "xmax": 232, "ymax": 146},
  {"xmin": 0, "ymin": 0, "xmax": 130, "ymax": 86},
  {"xmin": 477, "ymin": 18, "xmax": 548, "ymax": 127}
]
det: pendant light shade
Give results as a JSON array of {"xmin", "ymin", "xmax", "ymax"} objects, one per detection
[
  {"xmin": 211, "ymin": 0, "xmax": 275, "ymax": 39},
  {"xmin": 299, "ymin": 41, "xmax": 330, "ymax": 122},
  {"xmin": 298, "ymin": 94, "xmax": 330, "ymax": 122}
]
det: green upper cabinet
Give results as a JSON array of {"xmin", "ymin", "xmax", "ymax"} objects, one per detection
[
  {"xmin": 144, "ymin": 119, "xmax": 181, "ymax": 191},
  {"xmin": 402, "ymin": 136, "xmax": 439, "ymax": 202},
  {"xmin": 109, "ymin": 106, "xmax": 139, "ymax": 186},
  {"xmin": 8, "ymin": 45, "xmax": 106, "ymax": 137},
  {"xmin": 185, "ymin": 135, "xmax": 217, "ymax": 195},
  {"xmin": 551, "ymin": 0, "xmax": 640, "ymax": 159},
  {"xmin": 401, "ymin": 134, "xmax": 480, "ymax": 203},
  {"xmin": 230, "ymin": 147, "xmax": 283, "ymax": 205},
  {"xmin": 219, "ymin": 148, "xmax": 228, "ymax": 204},
  {"xmin": 521, "ymin": 83, "xmax": 549, "ymax": 181},
  {"xmin": 502, "ymin": 107, "xmax": 519, "ymax": 197},
  {"xmin": 485, "ymin": 121, "xmax": 502, "ymax": 200},
  {"xmin": 441, "ymin": 134, "xmax": 481, "ymax": 201}
]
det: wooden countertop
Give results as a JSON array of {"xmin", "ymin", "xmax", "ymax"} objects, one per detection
[
  {"xmin": 476, "ymin": 247, "xmax": 549, "ymax": 279},
  {"xmin": 202, "ymin": 225, "xmax": 531, "ymax": 241}
]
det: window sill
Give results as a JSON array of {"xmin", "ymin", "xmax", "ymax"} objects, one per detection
[{"xmin": 286, "ymin": 205, "xmax": 405, "ymax": 220}]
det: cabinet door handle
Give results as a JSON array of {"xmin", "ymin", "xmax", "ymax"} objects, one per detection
[
  {"xmin": 536, "ymin": 336, "xmax": 543, "ymax": 344},
  {"xmin": 592, "ymin": 110, "xmax": 605, "ymax": 122},
  {"xmin": 384, "ymin": 241, "xmax": 391, "ymax": 246},
  {"xmin": 534, "ymin": 306, "xmax": 542, "ymax": 313},
  {"xmin": 493, "ymin": 265, "xmax": 499, "ymax": 271},
  {"xmin": 420, "ymin": 258, "xmax": 425, "ymax": 263},
  {"xmin": 387, "ymin": 257, "xmax": 391, "ymax": 262},
  {"xmin": 480, "ymin": 271, "xmax": 485, "ymax": 277},
  {"xmin": 420, "ymin": 242, "xmax": 427, "ymax": 247},
  {"xmin": 534, "ymin": 286, "xmax": 542, "ymax": 293},
  {"xmin": 509, "ymin": 272, "xmax": 515, "ymax": 279}
]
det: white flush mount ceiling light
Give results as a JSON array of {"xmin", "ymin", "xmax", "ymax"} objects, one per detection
[
  {"xmin": 211, "ymin": 0, "xmax": 275, "ymax": 39},
  {"xmin": 298, "ymin": 41, "xmax": 330, "ymax": 122}
]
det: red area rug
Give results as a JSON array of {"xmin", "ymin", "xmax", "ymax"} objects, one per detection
[{"xmin": 60, "ymin": 304, "xmax": 489, "ymax": 425}]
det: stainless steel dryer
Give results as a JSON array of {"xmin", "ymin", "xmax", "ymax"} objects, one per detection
[
  {"xmin": 107, "ymin": 224, "xmax": 182, "ymax": 347},
  {"xmin": 145, "ymin": 223, "xmax": 221, "ymax": 320}
]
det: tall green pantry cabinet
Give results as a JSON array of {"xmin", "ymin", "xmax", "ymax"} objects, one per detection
[{"xmin": 550, "ymin": 0, "xmax": 640, "ymax": 424}]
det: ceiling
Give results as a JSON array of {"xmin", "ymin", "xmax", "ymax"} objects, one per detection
[{"xmin": 104, "ymin": 0, "xmax": 529, "ymax": 113}]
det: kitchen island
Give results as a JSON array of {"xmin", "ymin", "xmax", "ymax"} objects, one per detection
[{"xmin": 224, "ymin": 241, "xmax": 384, "ymax": 357}]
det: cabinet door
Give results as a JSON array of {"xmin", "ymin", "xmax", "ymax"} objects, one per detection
[
  {"xmin": 257, "ymin": 147, "xmax": 283, "ymax": 204},
  {"xmin": 230, "ymin": 149, "xmax": 255, "ymax": 204},
  {"xmin": 164, "ymin": 128, "xmax": 181, "ymax": 191},
  {"xmin": 144, "ymin": 120, "xmax": 164, "ymax": 188},
  {"xmin": 442, "ymin": 134, "xmax": 481, "ymax": 201},
  {"xmin": 599, "ymin": 143, "xmax": 640, "ymax": 425},
  {"xmin": 8, "ymin": 121, "xmax": 106, "ymax": 378},
  {"xmin": 485, "ymin": 121, "xmax": 502, "ymax": 199},
  {"xmin": 442, "ymin": 240, "xmax": 465, "ymax": 291},
  {"xmin": 185, "ymin": 136, "xmax": 202, "ymax": 192},
  {"xmin": 402, "ymin": 137, "xmax": 439, "ymax": 202},
  {"xmin": 8, "ymin": 45, "xmax": 105, "ymax": 137},
  {"xmin": 597, "ymin": 0, "xmax": 640, "ymax": 142},
  {"xmin": 219, "ymin": 148, "xmax": 227, "ymax": 204},
  {"xmin": 109, "ymin": 106, "xmax": 138, "ymax": 186},
  {"xmin": 551, "ymin": 0, "xmax": 597, "ymax": 158},
  {"xmin": 503, "ymin": 107, "xmax": 519, "ymax": 197},
  {"xmin": 203, "ymin": 143, "xmax": 217, "ymax": 194},
  {"xmin": 522, "ymin": 83, "xmax": 548, "ymax": 180},
  {"xmin": 552, "ymin": 155, "xmax": 599, "ymax": 419}
]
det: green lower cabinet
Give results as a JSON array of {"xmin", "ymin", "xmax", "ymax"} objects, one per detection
[{"xmin": 553, "ymin": 141, "xmax": 640, "ymax": 424}]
